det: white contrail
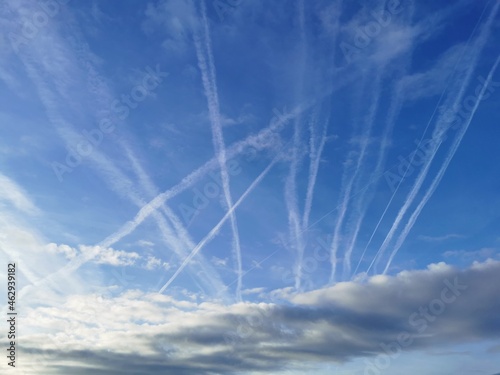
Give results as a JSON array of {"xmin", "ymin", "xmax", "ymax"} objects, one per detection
[
  {"xmin": 302, "ymin": 107, "xmax": 328, "ymax": 230},
  {"xmin": 98, "ymin": 97, "xmax": 308, "ymax": 250},
  {"xmin": 352, "ymin": 1, "xmax": 488, "ymax": 277},
  {"xmin": 9, "ymin": 0, "xmax": 228, "ymax": 299},
  {"xmin": 283, "ymin": 0, "xmax": 309, "ymax": 291},
  {"xmin": 286, "ymin": 116, "xmax": 305, "ymax": 290},
  {"xmin": 85, "ymin": 65, "xmax": 361, "ymax": 254},
  {"xmin": 328, "ymin": 71, "xmax": 383, "ymax": 282},
  {"xmin": 341, "ymin": 72, "xmax": 382, "ymax": 279},
  {"xmin": 368, "ymin": 1, "xmax": 499, "ymax": 273},
  {"xmin": 70, "ymin": 62, "xmax": 229, "ymax": 295},
  {"xmin": 383, "ymin": 54, "xmax": 500, "ymax": 274},
  {"xmin": 194, "ymin": 0, "xmax": 243, "ymax": 300},
  {"xmin": 159, "ymin": 153, "xmax": 282, "ymax": 294},
  {"xmin": 30, "ymin": 32, "xmax": 365, "ymax": 293},
  {"xmin": 345, "ymin": 0, "xmax": 419, "ymax": 279},
  {"xmin": 328, "ymin": 157, "xmax": 355, "ymax": 282},
  {"xmin": 121, "ymin": 144, "xmax": 228, "ymax": 296},
  {"xmin": 356, "ymin": 60, "xmax": 455, "ymax": 277},
  {"xmin": 122, "ymin": 144, "xmax": 199, "ymax": 248},
  {"xmin": 353, "ymin": 81, "xmax": 421, "ymax": 278}
]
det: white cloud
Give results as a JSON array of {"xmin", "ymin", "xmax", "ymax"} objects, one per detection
[
  {"xmin": 143, "ymin": 255, "xmax": 170, "ymax": 270},
  {"xmin": 45, "ymin": 243, "xmax": 78, "ymax": 259},
  {"xmin": 136, "ymin": 240, "xmax": 155, "ymax": 247},
  {"xmin": 418, "ymin": 233, "xmax": 465, "ymax": 242},
  {"xmin": 241, "ymin": 287, "xmax": 266, "ymax": 295},
  {"xmin": 80, "ymin": 245, "xmax": 140, "ymax": 266},
  {"xmin": 45, "ymin": 243, "xmax": 141, "ymax": 266},
  {"xmin": 211, "ymin": 256, "xmax": 228, "ymax": 267},
  {"xmin": 399, "ymin": 44, "xmax": 465, "ymax": 101}
]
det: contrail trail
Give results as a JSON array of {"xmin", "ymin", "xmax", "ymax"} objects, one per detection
[
  {"xmin": 341, "ymin": 72, "xmax": 382, "ymax": 279},
  {"xmin": 98, "ymin": 99, "xmax": 305, "ymax": 250},
  {"xmin": 24, "ymin": 102, "xmax": 309, "ymax": 295},
  {"xmin": 159, "ymin": 152, "xmax": 282, "ymax": 294},
  {"xmin": 302, "ymin": 107, "xmax": 328, "ymax": 230},
  {"xmin": 23, "ymin": 39, "xmax": 369, "ymax": 296},
  {"xmin": 122, "ymin": 144, "xmax": 228, "ymax": 296},
  {"xmin": 9, "ymin": 0, "xmax": 228, "ymax": 300},
  {"xmin": 383, "ymin": 54, "xmax": 500, "ymax": 274},
  {"xmin": 86, "ymin": 65, "xmax": 362, "ymax": 256},
  {"xmin": 329, "ymin": 71, "xmax": 382, "ymax": 283},
  {"xmin": 194, "ymin": 0, "xmax": 243, "ymax": 300},
  {"xmin": 356, "ymin": 63, "xmax": 453, "ymax": 277},
  {"xmin": 352, "ymin": 0, "xmax": 483, "ymax": 278},
  {"xmin": 286, "ymin": 115, "xmax": 305, "ymax": 290},
  {"xmin": 352, "ymin": 57, "xmax": 419, "ymax": 278},
  {"xmin": 285, "ymin": 0, "xmax": 308, "ymax": 290},
  {"xmin": 10, "ymin": 0, "xmax": 380, "ymax": 300},
  {"xmin": 353, "ymin": 86, "xmax": 418, "ymax": 278},
  {"xmin": 368, "ymin": 0, "xmax": 498, "ymax": 274}
]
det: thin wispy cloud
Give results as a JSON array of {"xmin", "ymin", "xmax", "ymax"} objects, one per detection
[
  {"xmin": 0, "ymin": 173, "xmax": 40, "ymax": 215},
  {"xmin": 418, "ymin": 233, "xmax": 465, "ymax": 242}
]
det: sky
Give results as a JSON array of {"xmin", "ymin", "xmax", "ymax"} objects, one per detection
[{"xmin": 0, "ymin": 0, "xmax": 500, "ymax": 374}]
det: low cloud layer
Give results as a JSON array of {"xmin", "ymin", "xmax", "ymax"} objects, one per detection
[{"xmin": 9, "ymin": 260, "xmax": 500, "ymax": 374}]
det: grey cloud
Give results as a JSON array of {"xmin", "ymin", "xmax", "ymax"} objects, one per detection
[{"xmin": 13, "ymin": 260, "xmax": 500, "ymax": 374}]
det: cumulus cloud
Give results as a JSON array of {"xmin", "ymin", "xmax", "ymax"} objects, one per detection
[
  {"xmin": 45, "ymin": 243, "xmax": 141, "ymax": 266},
  {"xmin": 143, "ymin": 255, "xmax": 170, "ymax": 271},
  {"xmin": 7, "ymin": 260, "xmax": 500, "ymax": 374},
  {"xmin": 45, "ymin": 243, "xmax": 78, "ymax": 259}
]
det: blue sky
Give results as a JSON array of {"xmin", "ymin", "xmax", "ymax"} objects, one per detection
[{"xmin": 1, "ymin": 0, "xmax": 500, "ymax": 374}]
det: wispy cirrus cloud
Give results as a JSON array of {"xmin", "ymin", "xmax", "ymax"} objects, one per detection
[
  {"xmin": 0, "ymin": 173, "xmax": 40, "ymax": 215},
  {"xmin": 418, "ymin": 233, "xmax": 465, "ymax": 242}
]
